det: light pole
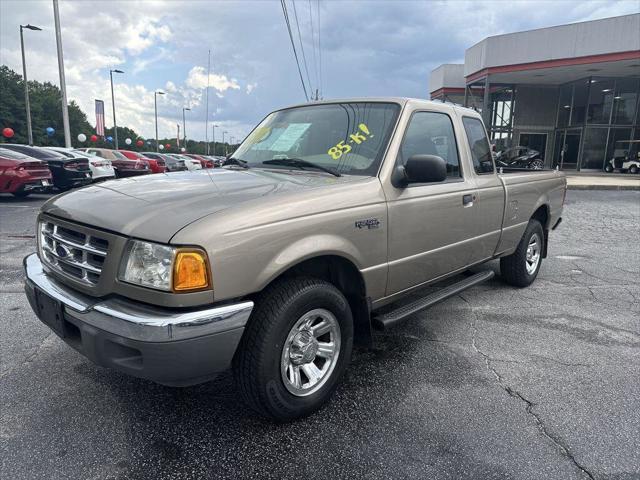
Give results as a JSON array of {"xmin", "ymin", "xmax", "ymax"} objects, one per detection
[
  {"xmin": 109, "ymin": 69, "xmax": 124, "ymax": 149},
  {"xmin": 20, "ymin": 24, "xmax": 41, "ymax": 145},
  {"xmin": 212, "ymin": 124, "xmax": 219, "ymax": 155},
  {"xmin": 223, "ymin": 131, "xmax": 228, "ymax": 156},
  {"xmin": 154, "ymin": 91, "xmax": 165, "ymax": 152},
  {"xmin": 52, "ymin": 0, "xmax": 71, "ymax": 147},
  {"xmin": 182, "ymin": 107, "xmax": 190, "ymax": 150}
]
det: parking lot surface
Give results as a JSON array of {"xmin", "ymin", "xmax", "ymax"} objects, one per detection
[{"xmin": 1, "ymin": 190, "xmax": 638, "ymax": 480}]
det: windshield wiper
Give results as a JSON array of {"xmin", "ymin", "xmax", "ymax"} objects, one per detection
[
  {"xmin": 224, "ymin": 157, "xmax": 250, "ymax": 169},
  {"xmin": 263, "ymin": 158, "xmax": 341, "ymax": 177}
]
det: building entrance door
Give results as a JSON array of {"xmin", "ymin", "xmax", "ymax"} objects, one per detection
[
  {"xmin": 519, "ymin": 133, "xmax": 548, "ymax": 164},
  {"xmin": 553, "ymin": 129, "xmax": 582, "ymax": 170}
]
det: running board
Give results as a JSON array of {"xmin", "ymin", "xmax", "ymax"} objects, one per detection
[{"xmin": 372, "ymin": 271, "xmax": 495, "ymax": 330}]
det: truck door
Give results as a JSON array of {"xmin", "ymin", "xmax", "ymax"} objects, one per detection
[
  {"xmin": 460, "ymin": 116, "xmax": 504, "ymax": 262},
  {"xmin": 383, "ymin": 109, "xmax": 480, "ymax": 296}
]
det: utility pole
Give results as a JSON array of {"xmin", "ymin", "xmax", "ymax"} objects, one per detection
[
  {"xmin": 154, "ymin": 91, "xmax": 165, "ymax": 152},
  {"xmin": 52, "ymin": 0, "xmax": 71, "ymax": 147},
  {"xmin": 182, "ymin": 107, "xmax": 190, "ymax": 150},
  {"xmin": 20, "ymin": 24, "xmax": 41, "ymax": 145},
  {"xmin": 205, "ymin": 49, "xmax": 211, "ymax": 155},
  {"xmin": 109, "ymin": 69, "xmax": 124, "ymax": 149},
  {"xmin": 222, "ymin": 131, "xmax": 228, "ymax": 156},
  {"xmin": 212, "ymin": 124, "xmax": 219, "ymax": 156}
]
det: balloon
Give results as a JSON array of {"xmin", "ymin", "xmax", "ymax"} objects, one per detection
[
  {"xmin": 90, "ymin": 135, "xmax": 98, "ymax": 142},
  {"xmin": 165, "ymin": 144, "xmax": 171, "ymax": 149},
  {"xmin": 77, "ymin": 133, "xmax": 87, "ymax": 142},
  {"xmin": 158, "ymin": 144, "xmax": 164, "ymax": 150},
  {"xmin": 125, "ymin": 138, "xmax": 132, "ymax": 145},
  {"xmin": 46, "ymin": 127, "xmax": 55, "ymax": 136},
  {"xmin": 136, "ymin": 140, "xmax": 144, "ymax": 147},
  {"xmin": 180, "ymin": 147, "xmax": 186, "ymax": 153},
  {"xmin": 2, "ymin": 127, "xmax": 14, "ymax": 138},
  {"xmin": 106, "ymin": 136, "xmax": 113, "ymax": 143}
]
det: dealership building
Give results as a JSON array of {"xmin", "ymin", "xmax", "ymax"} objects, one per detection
[{"xmin": 429, "ymin": 14, "xmax": 640, "ymax": 171}]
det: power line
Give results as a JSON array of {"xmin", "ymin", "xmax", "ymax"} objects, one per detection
[
  {"xmin": 291, "ymin": 0, "xmax": 313, "ymax": 97},
  {"xmin": 281, "ymin": 0, "xmax": 308, "ymax": 101}
]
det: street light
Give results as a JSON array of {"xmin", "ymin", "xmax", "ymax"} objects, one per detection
[
  {"xmin": 182, "ymin": 107, "xmax": 190, "ymax": 150},
  {"xmin": 223, "ymin": 131, "xmax": 228, "ymax": 156},
  {"xmin": 154, "ymin": 91, "xmax": 165, "ymax": 152},
  {"xmin": 20, "ymin": 24, "xmax": 42, "ymax": 145},
  {"xmin": 212, "ymin": 124, "xmax": 219, "ymax": 155},
  {"xmin": 109, "ymin": 69, "xmax": 124, "ymax": 149}
]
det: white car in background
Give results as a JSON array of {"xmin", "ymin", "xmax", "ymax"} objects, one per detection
[
  {"xmin": 166, "ymin": 153, "xmax": 202, "ymax": 171},
  {"xmin": 44, "ymin": 146, "xmax": 116, "ymax": 181}
]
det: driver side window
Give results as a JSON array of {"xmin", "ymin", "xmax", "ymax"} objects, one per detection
[{"xmin": 400, "ymin": 111, "xmax": 461, "ymax": 177}]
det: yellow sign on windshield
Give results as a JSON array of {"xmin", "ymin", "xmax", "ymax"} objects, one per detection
[{"xmin": 327, "ymin": 124, "xmax": 373, "ymax": 160}]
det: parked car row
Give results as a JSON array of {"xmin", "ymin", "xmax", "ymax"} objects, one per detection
[{"xmin": 1, "ymin": 144, "xmax": 228, "ymax": 197}]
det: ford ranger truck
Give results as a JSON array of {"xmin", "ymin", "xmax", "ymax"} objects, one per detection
[{"xmin": 24, "ymin": 98, "xmax": 566, "ymax": 421}]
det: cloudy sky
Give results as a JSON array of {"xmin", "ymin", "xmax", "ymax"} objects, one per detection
[{"xmin": 1, "ymin": 0, "xmax": 638, "ymax": 142}]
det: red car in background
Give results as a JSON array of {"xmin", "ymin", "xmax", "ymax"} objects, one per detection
[
  {"xmin": 184, "ymin": 154, "xmax": 214, "ymax": 168},
  {"xmin": 119, "ymin": 150, "xmax": 166, "ymax": 173},
  {"xmin": 0, "ymin": 147, "xmax": 52, "ymax": 197}
]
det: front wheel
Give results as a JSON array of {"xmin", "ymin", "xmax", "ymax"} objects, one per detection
[
  {"xmin": 233, "ymin": 277, "xmax": 353, "ymax": 421},
  {"xmin": 500, "ymin": 219, "xmax": 544, "ymax": 287},
  {"xmin": 629, "ymin": 165, "xmax": 639, "ymax": 174},
  {"xmin": 604, "ymin": 163, "xmax": 614, "ymax": 173}
]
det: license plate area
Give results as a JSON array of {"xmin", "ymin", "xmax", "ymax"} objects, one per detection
[{"xmin": 34, "ymin": 288, "xmax": 66, "ymax": 337}]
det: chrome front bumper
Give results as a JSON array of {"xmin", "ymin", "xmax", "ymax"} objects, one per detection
[{"xmin": 24, "ymin": 253, "xmax": 254, "ymax": 342}]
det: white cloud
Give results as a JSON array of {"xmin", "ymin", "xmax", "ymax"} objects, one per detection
[
  {"xmin": 246, "ymin": 82, "xmax": 257, "ymax": 94},
  {"xmin": 185, "ymin": 66, "xmax": 240, "ymax": 92}
]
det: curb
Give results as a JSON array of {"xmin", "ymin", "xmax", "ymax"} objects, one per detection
[{"xmin": 567, "ymin": 184, "xmax": 640, "ymax": 191}]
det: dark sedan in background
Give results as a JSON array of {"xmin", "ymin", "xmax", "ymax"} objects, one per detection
[
  {"xmin": 495, "ymin": 146, "xmax": 545, "ymax": 170},
  {"xmin": 1, "ymin": 144, "xmax": 91, "ymax": 191},
  {"xmin": 0, "ymin": 147, "xmax": 52, "ymax": 197}
]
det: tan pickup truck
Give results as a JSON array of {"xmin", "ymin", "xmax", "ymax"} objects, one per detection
[{"xmin": 24, "ymin": 98, "xmax": 566, "ymax": 421}]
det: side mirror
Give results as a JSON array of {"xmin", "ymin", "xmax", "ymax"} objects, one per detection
[{"xmin": 392, "ymin": 154, "xmax": 447, "ymax": 187}]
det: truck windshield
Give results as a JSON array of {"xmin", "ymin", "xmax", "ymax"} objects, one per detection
[{"xmin": 233, "ymin": 102, "xmax": 401, "ymax": 176}]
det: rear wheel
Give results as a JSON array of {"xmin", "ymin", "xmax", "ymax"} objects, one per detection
[
  {"xmin": 500, "ymin": 219, "xmax": 544, "ymax": 287},
  {"xmin": 629, "ymin": 165, "xmax": 639, "ymax": 174},
  {"xmin": 604, "ymin": 163, "xmax": 614, "ymax": 173},
  {"xmin": 233, "ymin": 277, "xmax": 353, "ymax": 422}
]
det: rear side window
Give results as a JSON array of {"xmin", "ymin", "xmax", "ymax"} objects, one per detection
[
  {"xmin": 400, "ymin": 111, "xmax": 461, "ymax": 178},
  {"xmin": 462, "ymin": 117, "xmax": 494, "ymax": 174}
]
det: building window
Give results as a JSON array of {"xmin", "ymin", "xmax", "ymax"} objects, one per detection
[
  {"xmin": 571, "ymin": 80, "xmax": 589, "ymax": 125},
  {"xmin": 587, "ymin": 78, "xmax": 615, "ymax": 124},
  {"xmin": 581, "ymin": 128, "xmax": 608, "ymax": 170},
  {"xmin": 558, "ymin": 84, "xmax": 572, "ymax": 127},
  {"xmin": 612, "ymin": 78, "xmax": 640, "ymax": 125}
]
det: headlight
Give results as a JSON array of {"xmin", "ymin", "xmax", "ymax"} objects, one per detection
[{"xmin": 119, "ymin": 240, "xmax": 210, "ymax": 292}]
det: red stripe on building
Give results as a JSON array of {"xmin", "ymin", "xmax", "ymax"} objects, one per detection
[{"xmin": 465, "ymin": 50, "xmax": 640, "ymax": 83}]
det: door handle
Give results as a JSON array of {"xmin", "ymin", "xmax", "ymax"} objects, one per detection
[{"xmin": 463, "ymin": 194, "xmax": 476, "ymax": 207}]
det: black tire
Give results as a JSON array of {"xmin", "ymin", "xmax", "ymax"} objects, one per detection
[
  {"xmin": 629, "ymin": 165, "xmax": 639, "ymax": 174},
  {"xmin": 11, "ymin": 191, "xmax": 30, "ymax": 198},
  {"xmin": 604, "ymin": 164, "xmax": 614, "ymax": 173},
  {"xmin": 233, "ymin": 277, "xmax": 353, "ymax": 422},
  {"xmin": 500, "ymin": 219, "xmax": 544, "ymax": 288}
]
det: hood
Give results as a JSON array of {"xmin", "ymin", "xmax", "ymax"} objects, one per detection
[{"xmin": 42, "ymin": 168, "xmax": 362, "ymax": 243}]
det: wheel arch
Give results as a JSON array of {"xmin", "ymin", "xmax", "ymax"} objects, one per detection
[
  {"xmin": 256, "ymin": 254, "xmax": 373, "ymax": 347},
  {"xmin": 530, "ymin": 203, "xmax": 550, "ymax": 258}
]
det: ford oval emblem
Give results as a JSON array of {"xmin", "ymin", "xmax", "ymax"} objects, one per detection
[{"xmin": 56, "ymin": 244, "xmax": 72, "ymax": 258}]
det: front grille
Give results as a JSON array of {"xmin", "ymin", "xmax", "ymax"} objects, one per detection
[{"xmin": 39, "ymin": 220, "xmax": 109, "ymax": 285}]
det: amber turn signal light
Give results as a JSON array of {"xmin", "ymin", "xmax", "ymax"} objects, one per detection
[{"xmin": 173, "ymin": 250, "xmax": 210, "ymax": 291}]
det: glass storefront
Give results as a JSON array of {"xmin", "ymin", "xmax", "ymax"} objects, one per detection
[{"xmin": 553, "ymin": 76, "xmax": 640, "ymax": 170}]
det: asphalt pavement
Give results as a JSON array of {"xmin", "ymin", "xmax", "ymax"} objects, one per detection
[{"xmin": 1, "ymin": 190, "xmax": 639, "ymax": 480}]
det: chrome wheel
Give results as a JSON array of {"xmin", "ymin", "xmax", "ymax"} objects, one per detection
[
  {"xmin": 281, "ymin": 308, "xmax": 341, "ymax": 397},
  {"xmin": 526, "ymin": 233, "xmax": 541, "ymax": 275}
]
